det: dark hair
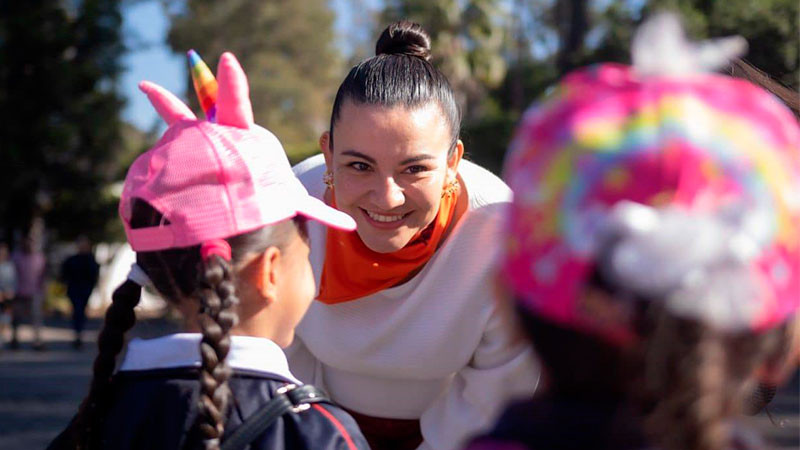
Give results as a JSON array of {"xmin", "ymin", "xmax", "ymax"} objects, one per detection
[
  {"xmin": 516, "ymin": 262, "xmax": 794, "ymax": 450},
  {"xmin": 66, "ymin": 199, "xmax": 306, "ymax": 450},
  {"xmin": 329, "ymin": 20, "xmax": 461, "ymax": 155},
  {"xmin": 728, "ymin": 58, "xmax": 800, "ymax": 119}
]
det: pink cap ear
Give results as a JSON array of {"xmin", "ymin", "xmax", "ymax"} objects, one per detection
[
  {"xmin": 215, "ymin": 52, "xmax": 254, "ymax": 128},
  {"xmin": 138, "ymin": 81, "xmax": 197, "ymax": 126}
]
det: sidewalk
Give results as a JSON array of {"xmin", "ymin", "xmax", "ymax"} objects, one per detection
[{"xmin": 0, "ymin": 316, "xmax": 180, "ymax": 449}]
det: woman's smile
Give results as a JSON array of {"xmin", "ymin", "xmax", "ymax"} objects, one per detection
[{"xmin": 361, "ymin": 207, "xmax": 412, "ymax": 228}]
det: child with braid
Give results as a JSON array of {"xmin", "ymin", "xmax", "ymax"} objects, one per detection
[
  {"xmin": 468, "ymin": 14, "xmax": 800, "ymax": 450},
  {"xmin": 49, "ymin": 52, "xmax": 368, "ymax": 450}
]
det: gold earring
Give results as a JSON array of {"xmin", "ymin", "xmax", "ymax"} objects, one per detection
[
  {"xmin": 442, "ymin": 179, "xmax": 459, "ymax": 197},
  {"xmin": 323, "ymin": 171, "xmax": 334, "ymax": 188}
]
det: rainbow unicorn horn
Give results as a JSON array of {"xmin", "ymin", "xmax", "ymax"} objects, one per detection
[{"xmin": 187, "ymin": 49, "xmax": 218, "ymax": 122}]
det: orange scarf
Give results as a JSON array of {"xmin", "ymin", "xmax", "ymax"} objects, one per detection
[{"xmin": 317, "ymin": 184, "xmax": 460, "ymax": 304}]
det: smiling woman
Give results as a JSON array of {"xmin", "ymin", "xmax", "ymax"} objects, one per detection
[{"xmin": 288, "ymin": 20, "xmax": 539, "ymax": 450}]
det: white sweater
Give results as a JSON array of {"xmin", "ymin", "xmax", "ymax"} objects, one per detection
[{"xmin": 289, "ymin": 154, "xmax": 538, "ymax": 450}]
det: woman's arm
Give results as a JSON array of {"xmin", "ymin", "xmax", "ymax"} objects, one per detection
[{"xmin": 417, "ymin": 306, "xmax": 539, "ymax": 450}]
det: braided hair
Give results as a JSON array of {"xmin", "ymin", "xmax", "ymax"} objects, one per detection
[
  {"xmin": 62, "ymin": 199, "xmax": 304, "ymax": 449},
  {"xmin": 641, "ymin": 311, "xmax": 791, "ymax": 450},
  {"xmin": 194, "ymin": 252, "xmax": 238, "ymax": 449},
  {"xmin": 66, "ymin": 279, "xmax": 142, "ymax": 449}
]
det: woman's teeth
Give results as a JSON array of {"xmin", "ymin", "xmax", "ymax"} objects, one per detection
[{"xmin": 366, "ymin": 210, "xmax": 404, "ymax": 222}]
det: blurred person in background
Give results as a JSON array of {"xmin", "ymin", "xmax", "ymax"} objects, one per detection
[
  {"xmin": 60, "ymin": 235, "xmax": 99, "ymax": 349},
  {"xmin": 468, "ymin": 13, "xmax": 800, "ymax": 450},
  {"xmin": 11, "ymin": 234, "xmax": 47, "ymax": 350},
  {"xmin": 0, "ymin": 242, "xmax": 17, "ymax": 347}
]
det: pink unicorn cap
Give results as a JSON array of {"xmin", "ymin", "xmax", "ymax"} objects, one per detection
[
  {"xmin": 501, "ymin": 16, "xmax": 800, "ymax": 344},
  {"xmin": 121, "ymin": 52, "xmax": 355, "ymax": 252}
]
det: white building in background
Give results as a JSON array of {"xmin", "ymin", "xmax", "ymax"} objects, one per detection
[{"xmin": 89, "ymin": 242, "xmax": 166, "ymax": 314}]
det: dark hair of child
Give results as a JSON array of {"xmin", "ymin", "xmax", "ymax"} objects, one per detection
[
  {"xmin": 728, "ymin": 58, "xmax": 799, "ymax": 119},
  {"xmin": 61, "ymin": 199, "xmax": 306, "ymax": 450}
]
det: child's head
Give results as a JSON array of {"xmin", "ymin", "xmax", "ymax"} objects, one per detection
[
  {"xmin": 128, "ymin": 199, "xmax": 312, "ymax": 347},
  {"xmin": 499, "ymin": 14, "xmax": 800, "ymax": 450},
  {"xmin": 70, "ymin": 52, "xmax": 354, "ymax": 450}
]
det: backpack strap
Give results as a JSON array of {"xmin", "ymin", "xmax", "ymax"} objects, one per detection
[{"xmin": 220, "ymin": 383, "xmax": 329, "ymax": 450}]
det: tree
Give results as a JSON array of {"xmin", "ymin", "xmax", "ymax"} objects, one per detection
[
  {"xmin": 165, "ymin": 0, "xmax": 343, "ymax": 160},
  {"xmin": 554, "ymin": 0, "xmax": 588, "ymax": 75},
  {"xmin": 468, "ymin": 0, "xmax": 799, "ymax": 173},
  {"xmin": 589, "ymin": 0, "xmax": 799, "ymax": 89},
  {"xmin": 0, "ymin": 0, "xmax": 128, "ymax": 244},
  {"xmin": 380, "ymin": 0, "xmax": 510, "ymax": 120}
]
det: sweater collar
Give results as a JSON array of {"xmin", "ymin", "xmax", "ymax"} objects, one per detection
[{"xmin": 118, "ymin": 333, "xmax": 301, "ymax": 384}]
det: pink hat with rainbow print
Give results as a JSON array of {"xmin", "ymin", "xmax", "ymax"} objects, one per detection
[
  {"xmin": 501, "ymin": 16, "xmax": 800, "ymax": 343},
  {"xmin": 120, "ymin": 52, "xmax": 355, "ymax": 252}
]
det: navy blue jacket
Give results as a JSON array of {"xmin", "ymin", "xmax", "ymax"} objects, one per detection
[{"xmin": 105, "ymin": 367, "xmax": 368, "ymax": 450}]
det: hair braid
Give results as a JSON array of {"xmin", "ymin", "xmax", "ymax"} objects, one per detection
[
  {"xmin": 195, "ymin": 254, "xmax": 240, "ymax": 450},
  {"xmin": 67, "ymin": 279, "xmax": 142, "ymax": 449},
  {"xmin": 644, "ymin": 314, "xmax": 738, "ymax": 450}
]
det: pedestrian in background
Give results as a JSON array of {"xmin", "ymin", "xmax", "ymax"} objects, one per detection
[
  {"xmin": 0, "ymin": 242, "xmax": 17, "ymax": 347},
  {"xmin": 11, "ymin": 235, "xmax": 46, "ymax": 350},
  {"xmin": 60, "ymin": 236, "xmax": 99, "ymax": 349}
]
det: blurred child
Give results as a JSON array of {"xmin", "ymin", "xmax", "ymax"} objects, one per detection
[
  {"xmin": 49, "ymin": 52, "xmax": 367, "ymax": 450},
  {"xmin": 469, "ymin": 14, "xmax": 800, "ymax": 450}
]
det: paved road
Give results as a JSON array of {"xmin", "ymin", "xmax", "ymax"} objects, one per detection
[
  {"xmin": 0, "ymin": 317, "xmax": 179, "ymax": 449},
  {"xmin": 0, "ymin": 320, "xmax": 797, "ymax": 449}
]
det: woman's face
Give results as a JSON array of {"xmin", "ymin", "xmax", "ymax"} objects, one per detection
[{"xmin": 323, "ymin": 101, "xmax": 463, "ymax": 253}]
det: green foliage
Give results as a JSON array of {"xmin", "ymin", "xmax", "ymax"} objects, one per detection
[
  {"xmin": 381, "ymin": 0, "xmax": 510, "ymax": 120},
  {"xmin": 417, "ymin": 0, "xmax": 799, "ymax": 174},
  {"xmin": 0, "ymin": 0, "xmax": 129, "ymax": 243},
  {"xmin": 592, "ymin": 0, "xmax": 799, "ymax": 89},
  {"xmin": 465, "ymin": 58, "xmax": 558, "ymax": 172},
  {"xmin": 166, "ymin": 0, "xmax": 343, "ymax": 157}
]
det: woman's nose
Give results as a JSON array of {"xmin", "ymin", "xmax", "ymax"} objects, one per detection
[{"xmin": 371, "ymin": 177, "xmax": 405, "ymax": 210}]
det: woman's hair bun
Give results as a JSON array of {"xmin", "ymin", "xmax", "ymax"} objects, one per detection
[{"xmin": 375, "ymin": 20, "xmax": 431, "ymax": 61}]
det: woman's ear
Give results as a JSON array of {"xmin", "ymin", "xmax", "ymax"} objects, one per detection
[
  {"xmin": 447, "ymin": 139, "xmax": 464, "ymax": 183},
  {"xmin": 252, "ymin": 246, "xmax": 282, "ymax": 305},
  {"xmin": 320, "ymin": 131, "xmax": 333, "ymax": 168}
]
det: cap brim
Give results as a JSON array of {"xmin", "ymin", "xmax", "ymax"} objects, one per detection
[{"xmin": 296, "ymin": 195, "xmax": 356, "ymax": 231}]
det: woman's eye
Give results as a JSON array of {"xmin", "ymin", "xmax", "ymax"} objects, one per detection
[
  {"xmin": 404, "ymin": 165, "xmax": 428, "ymax": 174},
  {"xmin": 347, "ymin": 162, "xmax": 371, "ymax": 171}
]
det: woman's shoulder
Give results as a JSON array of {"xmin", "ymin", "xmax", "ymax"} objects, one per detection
[
  {"xmin": 459, "ymin": 159, "xmax": 512, "ymax": 211},
  {"xmin": 293, "ymin": 153, "xmax": 327, "ymax": 190},
  {"xmin": 293, "ymin": 153, "xmax": 326, "ymax": 199}
]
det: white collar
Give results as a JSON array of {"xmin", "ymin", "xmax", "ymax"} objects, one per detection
[{"xmin": 119, "ymin": 333, "xmax": 301, "ymax": 384}]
